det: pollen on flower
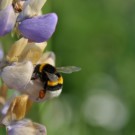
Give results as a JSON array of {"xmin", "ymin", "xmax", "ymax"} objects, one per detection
[{"xmin": 39, "ymin": 89, "xmax": 46, "ymax": 99}]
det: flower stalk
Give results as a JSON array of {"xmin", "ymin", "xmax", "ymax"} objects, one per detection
[{"xmin": 0, "ymin": 0, "xmax": 59, "ymax": 134}]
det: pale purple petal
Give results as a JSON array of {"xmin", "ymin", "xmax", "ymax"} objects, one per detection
[
  {"xmin": 17, "ymin": 0, "xmax": 47, "ymax": 22},
  {"xmin": 0, "ymin": 43, "xmax": 4, "ymax": 60},
  {"xmin": 18, "ymin": 13, "xmax": 58, "ymax": 42},
  {"xmin": 7, "ymin": 119, "xmax": 47, "ymax": 135},
  {"xmin": 0, "ymin": 5, "xmax": 16, "ymax": 36}
]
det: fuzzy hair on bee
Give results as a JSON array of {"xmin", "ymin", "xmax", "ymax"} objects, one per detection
[{"xmin": 31, "ymin": 63, "xmax": 81, "ymax": 100}]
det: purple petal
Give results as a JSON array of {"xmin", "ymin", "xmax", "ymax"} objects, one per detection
[
  {"xmin": 0, "ymin": 43, "xmax": 4, "ymax": 60},
  {"xmin": 7, "ymin": 119, "xmax": 47, "ymax": 135},
  {"xmin": 18, "ymin": 13, "xmax": 58, "ymax": 43},
  {"xmin": 0, "ymin": 5, "xmax": 16, "ymax": 36}
]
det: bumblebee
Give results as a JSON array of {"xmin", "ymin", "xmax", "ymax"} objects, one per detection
[{"xmin": 31, "ymin": 63, "xmax": 81, "ymax": 99}]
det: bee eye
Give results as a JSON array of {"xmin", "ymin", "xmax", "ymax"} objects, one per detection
[{"xmin": 39, "ymin": 90, "xmax": 46, "ymax": 99}]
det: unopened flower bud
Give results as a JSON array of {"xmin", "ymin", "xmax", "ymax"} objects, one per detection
[
  {"xmin": 1, "ymin": 95, "xmax": 32, "ymax": 125},
  {"xmin": 6, "ymin": 38, "xmax": 28, "ymax": 62},
  {"xmin": 19, "ymin": 42, "xmax": 47, "ymax": 64}
]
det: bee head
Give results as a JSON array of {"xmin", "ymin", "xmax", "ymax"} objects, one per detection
[
  {"xmin": 42, "ymin": 64, "xmax": 56, "ymax": 73},
  {"xmin": 31, "ymin": 64, "xmax": 41, "ymax": 80}
]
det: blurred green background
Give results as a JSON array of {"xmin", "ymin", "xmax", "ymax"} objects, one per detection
[{"xmin": 1, "ymin": 0, "xmax": 135, "ymax": 135}]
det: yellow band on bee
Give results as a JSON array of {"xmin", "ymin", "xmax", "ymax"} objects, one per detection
[
  {"xmin": 47, "ymin": 81, "xmax": 58, "ymax": 86},
  {"xmin": 58, "ymin": 76, "xmax": 63, "ymax": 84},
  {"xmin": 39, "ymin": 63, "xmax": 46, "ymax": 72},
  {"xmin": 47, "ymin": 76, "xmax": 63, "ymax": 86}
]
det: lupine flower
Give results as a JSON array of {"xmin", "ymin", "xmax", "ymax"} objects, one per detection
[
  {"xmin": 18, "ymin": 13, "xmax": 58, "ymax": 42},
  {"xmin": 0, "ymin": 5, "xmax": 16, "ymax": 36},
  {"xmin": 18, "ymin": 42, "xmax": 47, "ymax": 64},
  {"xmin": 0, "ymin": 0, "xmax": 58, "ymax": 40},
  {"xmin": 36, "ymin": 51, "xmax": 55, "ymax": 66},
  {"xmin": 0, "ymin": 43, "xmax": 4, "ymax": 61},
  {"xmin": 6, "ymin": 38, "xmax": 28, "ymax": 62},
  {"xmin": 0, "ymin": 83, "xmax": 7, "ymax": 109},
  {"xmin": 1, "ymin": 52, "xmax": 56, "ymax": 102},
  {"xmin": 6, "ymin": 38, "xmax": 47, "ymax": 63},
  {"xmin": 0, "ymin": 0, "xmax": 13, "ymax": 10},
  {"xmin": 1, "ymin": 61, "xmax": 34, "ymax": 91},
  {"xmin": 7, "ymin": 119, "xmax": 46, "ymax": 135},
  {"xmin": 1, "ymin": 38, "xmax": 58, "ymax": 102},
  {"xmin": 0, "ymin": 95, "xmax": 46, "ymax": 135},
  {"xmin": 1, "ymin": 94, "xmax": 31, "ymax": 124},
  {"xmin": 17, "ymin": 0, "xmax": 47, "ymax": 22}
]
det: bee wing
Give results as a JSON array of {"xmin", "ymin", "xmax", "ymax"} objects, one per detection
[
  {"xmin": 56, "ymin": 66, "xmax": 81, "ymax": 74},
  {"xmin": 45, "ymin": 72, "xmax": 58, "ymax": 81}
]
